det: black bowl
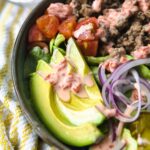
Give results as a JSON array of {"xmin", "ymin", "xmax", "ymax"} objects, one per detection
[{"xmin": 11, "ymin": 0, "xmax": 76, "ymax": 149}]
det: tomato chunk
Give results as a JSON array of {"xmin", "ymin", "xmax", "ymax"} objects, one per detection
[
  {"xmin": 74, "ymin": 17, "xmax": 98, "ymax": 41},
  {"xmin": 28, "ymin": 25, "xmax": 46, "ymax": 43},
  {"xmin": 77, "ymin": 40, "xmax": 99, "ymax": 56},
  {"xmin": 58, "ymin": 16, "xmax": 77, "ymax": 39},
  {"xmin": 36, "ymin": 15, "xmax": 60, "ymax": 39},
  {"xmin": 76, "ymin": 17, "xmax": 98, "ymax": 30}
]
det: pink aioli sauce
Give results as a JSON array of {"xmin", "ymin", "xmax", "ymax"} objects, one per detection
[
  {"xmin": 38, "ymin": 58, "xmax": 93, "ymax": 102},
  {"xmin": 138, "ymin": 0, "xmax": 150, "ymax": 12},
  {"xmin": 91, "ymin": 135, "xmax": 126, "ymax": 150},
  {"xmin": 95, "ymin": 104, "xmax": 116, "ymax": 118},
  {"xmin": 98, "ymin": 0, "xmax": 138, "ymax": 33},
  {"xmin": 92, "ymin": 0, "xmax": 104, "ymax": 13}
]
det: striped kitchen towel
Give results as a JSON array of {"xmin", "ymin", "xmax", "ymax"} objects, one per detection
[{"xmin": 0, "ymin": 1, "xmax": 57, "ymax": 150}]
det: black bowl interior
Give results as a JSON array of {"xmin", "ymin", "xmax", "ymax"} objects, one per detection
[{"xmin": 11, "ymin": 0, "xmax": 82, "ymax": 150}]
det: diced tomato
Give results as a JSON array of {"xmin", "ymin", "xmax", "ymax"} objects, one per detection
[
  {"xmin": 74, "ymin": 17, "xmax": 98, "ymax": 41},
  {"xmin": 28, "ymin": 24, "xmax": 46, "ymax": 43},
  {"xmin": 58, "ymin": 16, "xmax": 77, "ymax": 39},
  {"xmin": 36, "ymin": 15, "xmax": 60, "ymax": 39},
  {"xmin": 77, "ymin": 40, "xmax": 99, "ymax": 56},
  {"xmin": 75, "ymin": 30, "xmax": 96, "ymax": 41},
  {"xmin": 75, "ymin": 17, "xmax": 98, "ymax": 30}
]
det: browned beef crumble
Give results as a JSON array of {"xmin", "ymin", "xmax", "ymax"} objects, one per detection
[
  {"xmin": 68, "ymin": 0, "xmax": 150, "ymax": 72},
  {"xmin": 116, "ymin": 10, "xmax": 150, "ymax": 52}
]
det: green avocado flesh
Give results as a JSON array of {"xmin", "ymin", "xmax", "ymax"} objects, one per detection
[
  {"xmin": 122, "ymin": 129, "xmax": 137, "ymax": 150},
  {"xmin": 30, "ymin": 73, "xmax": 101, "ymax": 146},
  {"xmin": 90, "ymin": 129, "xmax": 137, "ymax": 150},
  {"xmin": 129, "ymin": 112, "xmax": 150, "ymax": 150},
  {"xmin": 30, "ymin": 38, "xmax": 105, "ymax": 146}
]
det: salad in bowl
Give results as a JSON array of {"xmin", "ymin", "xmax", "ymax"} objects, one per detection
[{"xmin": 24, "ymin": 0, "xmax": 150, "ymax": 149}]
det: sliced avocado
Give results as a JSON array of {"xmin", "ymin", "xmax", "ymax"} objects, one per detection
[
  {"xmin": 36, "ymin": 43, "xmax": 105, "ymax": 125},
  {"xmin": 30, "ymin": 42, "xmax": 106, "ymax": 146},
  {"xmin": 36, "ymin": 59, "xmax": 90, "ymax": 111},
  {"xmin": 63, "ymin": 95, "xmax": 91, "ymax": 111},
  {"xmin": 66, "ymin": 38, "xmax": 90, "ymax": 76},
  {"xmin": 50, "ymin": 48, "xmax": 103, "ymax": 108},
  {"xmin": 66, "ymin": 38, "xmax": 103, "ymax": 102},
  {"xmin": 122, "ymin": 129, "xmax": 137, "ymax": 150},
  {"xmin": 36, "ymin": 59, "xmax": 53, "ymax": 74},
  {"xmin": 129, "ymin": 112, "xmax": 150, "ymax": 150},
  {"xmin": 89, "ymin": 128, "xmax": 137, "ymax": 150},
  {"xmin": 50, "ymin": 47, "xmax": 64, "ymax": 64},
  {"xmin": 30, "ymin": 73, "xmax": 102, "ymax": 146},
  {"xmin": 54, "ymin": 94, "xmax": 104, "ymax": 126},
  {"xmin": 36, "ymin": 60, "xmax": 105, "ymax": 125}
]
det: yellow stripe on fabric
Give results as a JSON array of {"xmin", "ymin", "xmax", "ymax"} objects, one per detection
[
  {"xmin": 3, "ymin": 94, "xmax": 10, "ymax": 109},
  {"xmin": 0, "ymin": 6, "xmax": 35, "ymax": 149},
  {"xmin": 9, "ymin": 106, "xmax": 22, "ymax": 147},
  {"xmin": 3, "ymin": 8, "xmax": 25, "ymax": 148},
  {"xmin": 0, "ymin": 4, "xmax": 13, "ymax": 25},
  {"xmin": 1, "ymin": 7, "xmax": 24, "ymax": 105},
  {"xmin": 2, "ymin": 80, "xmax": 14, "ymax": 108},
  {"xmin": 4, "ymin": 112, "xmax": 13, "ymax": 129},
  {"xmin": 0, "ymin": 7, "xmax": 23, "ymax": 86},
  {"xmin": 0, "ymin": 103, "xmax": 13, "ymax": 129},
  {"xmin": 0, "ymin": 103, "xmax": 5, "ymax": 113},
  {"xmin": 0, "ymin": 118, "xmax": 13, "ymax": 150},
  {"xmin": 0, "ymin": 4, "xmax": 39, "ymax": 150},
  {"xmin": 19, "ymin": 123, "xmax": 33, "ymax": 150},
  {"xmin": 9, "ymin": 117, "xmax": 18, "ymax": 147},
  {"xmin": 0, "ymin": 0, "xmax": 6, "ymax": 13},
  {"xmin": 13, "ymin": 7, "xmax": 37, "ymax": 149},
  {"xmin": 7, "ymin": 79, "xmax": 15, "ymax": 103},
  {"xmin": 0, "ymin": 4, "xmax": 14, "ymax": 86},
  {"xmin": 0, "ymin": 3, "xmax": 13, "ymax": 18},
  {"xmin": 0, "ymin": 7, "xmax": 24, "ymax": 107},
  {"xmin": 0, "ymin": 8, "xmax": 23, "ymax": 115},
  {"xmin": 0, "ymin": 4, "xmax": 13, "ymax": 66}
]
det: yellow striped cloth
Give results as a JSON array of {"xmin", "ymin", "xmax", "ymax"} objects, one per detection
[{"xmin": 0, "ymin": 1, "xmax": 58, "ymax": 150}]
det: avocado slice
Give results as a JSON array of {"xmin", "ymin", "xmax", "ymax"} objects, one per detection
[
  {"xmin": 37, "ymin": 59, "xmax": 91, "ymax": 111},
  {"xmin": 66, "ymin": 38, "xmax": 103, "ymax": 102},
  {"xmin": 54, "ymin": 94, "xmax": 104, "ymax": 126},
  {"xmin": 37, "ymin": 46, "xmax": 105, "ymax": 125},
  {"xmin": 30, "ymin": 39, "xmax": 106, "ymax": 146},
  {"xmin": 50, "ymin": 48, "xmax": 91, "ymax": 110},
  {"xmin": 50, "ymin": 47, "xmax": 103, "ymax": 109},
  {"xmin": 30, "ymin": 73, "xmax": 102, "ymax": 146},
  {"xmin": 129, "ymin": 112, "xmax": 150, "ymax": 150},
  {"xmin": 90, "ymin": 128, "xmax": 137, "ymax": 150},
  {"xmin": 122, "ymin": 129, "xmax": 137, "ymax": 150},
  {"xmin": 36, "ymin": 59, "xmax": 104, "ymax": 126}
]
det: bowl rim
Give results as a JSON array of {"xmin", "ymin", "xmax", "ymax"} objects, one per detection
[{"xmin": 11, "ymin": 1, "xmax": 71, "ymax": 149}]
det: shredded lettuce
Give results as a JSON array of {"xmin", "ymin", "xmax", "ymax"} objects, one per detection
[
  {"xmin": 24, "ymin": 46, "xmax": 50, "ymax": 77},
  {"xmin": 54, "ymin": 33, "xmax": 65, "ymax": 47}
]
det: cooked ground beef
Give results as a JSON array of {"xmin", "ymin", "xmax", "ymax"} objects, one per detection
[
  {"xmin": 116, "ymin": 20, "xmax": 143, "ymax": 51},
  {"xmin": 116, "ymin": 10, "xmax": 150, "ymax": 52},
  {"xmin": 69, "ymin": 0, "xmax": 150, "ymax": 72},
  {"xmin": 79, "ymin": 4, "xmax": 93, "ymax": 17},
  {"xmin": 102, "ymin": 0, "xmax": 124, "ymax": 9}
]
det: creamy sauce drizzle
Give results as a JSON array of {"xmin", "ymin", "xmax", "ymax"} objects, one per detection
[
  {"xmin": 38, "ymin": 58, "xmax": 93, "ymax": 102},
  {"xmin": 91, "ymin": 136, "xmax": 126, "ymax": 150}
]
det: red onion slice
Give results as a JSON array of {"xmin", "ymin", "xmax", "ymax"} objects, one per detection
[
  {"xmin": 129, "ymin": 69, "xmax": 142, "ymax": 122},
  {"xmin": 112, "ymin": 59, "xmax": 150, "ymax": 82},
  {"xmin": 98, "ymin": 64, "xmax": 107, "ymax": 85},
  {"xmin": 100, "ymin": 59, "xmax": 150, "ymax": 122}
]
